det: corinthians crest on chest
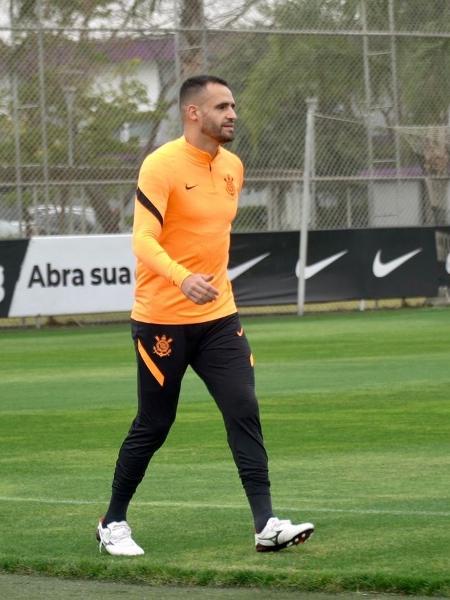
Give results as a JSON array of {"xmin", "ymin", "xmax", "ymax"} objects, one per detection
[{"xmin": 224, "ymin": 174, "xmax": 236, "ymax": 197}]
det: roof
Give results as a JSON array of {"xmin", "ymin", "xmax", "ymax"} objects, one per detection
[
  {"xmin": 99, "ymin": 37, "xmax": 175, "ymax": 62},
  {"xmin": 0, "ymin": 35, "xmax": 175, "ymax": 75}
]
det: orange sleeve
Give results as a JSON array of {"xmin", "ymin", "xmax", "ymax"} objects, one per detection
[{"xmin": 132, "ymin": 152, "xmax": 192, "ymax": 287}]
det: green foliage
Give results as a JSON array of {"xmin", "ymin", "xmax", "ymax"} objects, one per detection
[
  {"xmin": 219, "ymin": 1, "xmax": 368, "ymax": 172},
  {"xmin": 76, "ymin": 77, "xmax": 150, "ymax": 166},
  {"xmin": 395, "ymin": 0, "xmax": 450, "ymax": 30},
  {"xmin": 17, "ymin": 0, "xmax": 126, "ymax": 25},
  {"xmin": 1, "ymin": 33, "xmax": 155, "ymax": 169},
  {"xmin": 399, "ymin": 38, "xmax": 450, "ymax": 125},
  {"xmin": 232, "ymin": 205, "xmax": 267, "ymax": 231},
  {"xmin": 221, "ymin": 0, "xmax": 450, "ymax": 173}
]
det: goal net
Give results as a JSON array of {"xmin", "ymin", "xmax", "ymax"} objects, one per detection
[{"xmin": 394, "ymin": 125, "xmax": 450, "ymax": 225}]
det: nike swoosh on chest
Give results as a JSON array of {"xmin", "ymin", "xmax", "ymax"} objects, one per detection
[{"xmin": 170, "ymin": 185, "xmax": 237, "ymax": 225}]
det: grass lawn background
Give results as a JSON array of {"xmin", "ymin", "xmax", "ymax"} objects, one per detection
[{"xmin": 1, "ymin": 308, "xmax": 449, "ymax": 596}]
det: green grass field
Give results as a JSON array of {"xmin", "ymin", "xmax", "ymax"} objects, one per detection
[{"xmin": 1, "ymin": 308, "xmax": 449, "ymax": 597}]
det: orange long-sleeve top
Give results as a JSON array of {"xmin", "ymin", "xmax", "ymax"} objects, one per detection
[{"xmin": 131, "ymin": 136, "xmax": 244, "ymax": 324}]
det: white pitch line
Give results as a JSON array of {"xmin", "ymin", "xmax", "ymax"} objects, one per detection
[{"xmin": 0, "ymin": 496, "xmax": 449, "ymax": 517}]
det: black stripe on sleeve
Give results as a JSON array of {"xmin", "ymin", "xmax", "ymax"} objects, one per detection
[{"xmin": 136, "ymin": 187, "xmax": 163, "ymax": 227}]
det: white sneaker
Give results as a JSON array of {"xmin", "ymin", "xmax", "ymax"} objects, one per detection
[
  {"xmin": 96, "ymin": 519, "xmax": 144, "ymax": 556},
  {"xmin": 255, "ymin": 517, "xmax": 314, "ymax": 552}
]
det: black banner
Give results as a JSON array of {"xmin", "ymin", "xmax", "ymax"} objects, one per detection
[
  {"xmin": 0, "ymin": 228, "xmax": 445, "ymax": 317},
  {"xmin": 228, "ymin": 232, "xmax": 298, "ymax": 305},
  {"xmin": 0, "ymin": 239, "xmax": 29, "ymax": 317},
  {"xmin": 435, "ymin": 226, "xmax": 450, "ymax": 288},
  {"xmin": 229, "ymin": 227, "xmax": 440, "ymax": 305}
]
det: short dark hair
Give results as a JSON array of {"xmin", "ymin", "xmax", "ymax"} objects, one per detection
[{"xmin": 179, "ymin": 75, "xmax": 230, "ymax": 106}]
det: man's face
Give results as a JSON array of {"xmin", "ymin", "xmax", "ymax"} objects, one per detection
[{"xmin": 195, "ymin": 83, "xmax": 237, "ymax": 144}]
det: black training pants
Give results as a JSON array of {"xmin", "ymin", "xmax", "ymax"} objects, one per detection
[{"xmin": 111, "ymin": 313, "xmax": 270, "ymax": 505}]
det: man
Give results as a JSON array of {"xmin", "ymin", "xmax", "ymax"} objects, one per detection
[{"xmin": 96, "ymin": 75, "xmax": 314, "ymax": 556}]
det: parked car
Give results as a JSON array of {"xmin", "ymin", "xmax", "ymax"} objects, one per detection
[
  {"xmin": 28, "ymin": 204, "xmax": 97, "ymax": 235},
  {"xmin": 0, "ymin": 219, "xmax": 23, "ymax": 239}
]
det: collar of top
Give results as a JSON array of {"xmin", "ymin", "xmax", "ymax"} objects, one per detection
[{"xmin": 181, "ymin": 136, "xmax": 221, "ymax": 165}]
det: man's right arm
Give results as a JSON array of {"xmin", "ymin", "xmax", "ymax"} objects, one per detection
[{"xmin": 132, "ymin": 153, "xmax": 192, "ymax": 288}]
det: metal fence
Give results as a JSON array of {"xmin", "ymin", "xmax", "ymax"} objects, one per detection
[{"xmin": 1, "ymin": 0, "xmax": 450, "ymax": 239}]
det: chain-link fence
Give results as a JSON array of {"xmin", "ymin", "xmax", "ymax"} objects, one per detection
[{"xmin": 1, "ymin": 0, "xmax": 450, "ymax": 239}]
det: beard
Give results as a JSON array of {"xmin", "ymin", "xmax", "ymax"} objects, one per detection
[{"xmin": 201, "ymin": 119, "xmax": 235, "ymax": 144}]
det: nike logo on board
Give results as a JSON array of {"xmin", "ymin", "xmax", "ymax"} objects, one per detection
[
  {"xmin": 227, "ymin": 247, "xmax": 424, "ymax": 283},
  {"xmin": 185, "ymin": 184, "xmax": 198, "ymax": 190},
  {"xmin": 228, "ymin": 253, "xmax": 270, "ymax": 281},
  {"xmin": 372, "ymin": 248, "xmax": 422, "ymax": 278},
  {"xmin": 295, "ymin": 250, "xmax": 348, "ymax": 280}
]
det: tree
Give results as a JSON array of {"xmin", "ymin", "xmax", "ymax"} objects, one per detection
[
  {"xmin": 209, "ymin": 0, "xmax": 367, "ymax": 228},
  {"xmin": 219, "ymin": 0, "xmax": 450, "ymax": 227},
  {"xmin": 2, "ymin": 0, "xmax": 176, "ymax": 232},
  {"xmin": 1, "ymin": 0, "xmax": 264, "ymax": 233}
]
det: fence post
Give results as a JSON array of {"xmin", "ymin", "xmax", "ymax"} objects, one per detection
[
  {"xmin": 36, "ymin": 0, "xmax": 51, "ymax": 230},
  {"xmin": 9, "ymin": 1, "xmax": 24, "ymax": 235},
  {"xmin": 298, "ymin": 97, "xmax": 317, "ymax": 316}
]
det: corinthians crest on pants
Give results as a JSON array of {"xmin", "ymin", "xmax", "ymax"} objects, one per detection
[{"xmin": 153, "ymin": 334, "xmax": 173, "ymax": 357}]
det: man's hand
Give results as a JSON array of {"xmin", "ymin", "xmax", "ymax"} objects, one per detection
[{"xmin": 181, "ymin": 274, "xmax": 219, "ymax": 305}]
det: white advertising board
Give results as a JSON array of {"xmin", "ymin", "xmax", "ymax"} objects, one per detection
[{"xmin": 8, "ymin": 234, "xmax": 134, "ymax": 317}]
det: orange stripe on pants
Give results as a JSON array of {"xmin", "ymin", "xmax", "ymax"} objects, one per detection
[{"xmin": 137, "ymin": 339, "xmax": 165, "ymax": 387}]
